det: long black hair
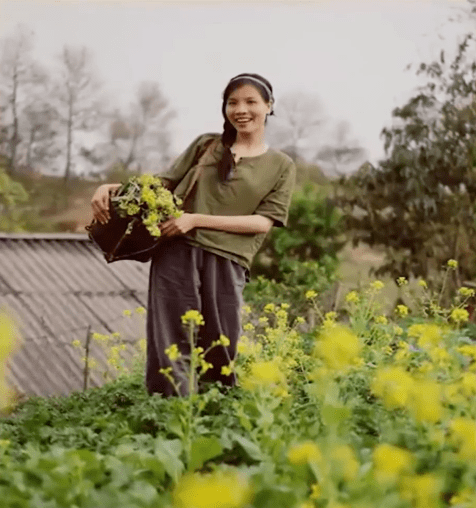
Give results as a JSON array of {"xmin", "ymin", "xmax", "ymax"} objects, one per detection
[{"xmin": 217, "ymin": 73, "xmax": 274, "ymax": 182}]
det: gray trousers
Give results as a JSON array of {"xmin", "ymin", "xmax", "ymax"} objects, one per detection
[{"xmin": 146, "ymin": 238, "xmax": 247, "ymax": 397}]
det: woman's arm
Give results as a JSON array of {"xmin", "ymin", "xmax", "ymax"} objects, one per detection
[{"xmin": 159, "ymin": 213, "xmax": 273, "ymax": 237}]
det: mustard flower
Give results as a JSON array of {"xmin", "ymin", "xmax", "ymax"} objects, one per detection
[
  {"xmin": 243, "ymin": 322, "xmax": 255, "ymax": 332},
  {"xmin": 370, "ymin": 280, "xmax": 385, "ymax": 291},
  {"xmin": 314, "ymin": 324, "xmax": 362, "ymax": 371},
  {"xmin": 372, "ymin": 444, "xmax": 413, "ymax": 483},
  {"xmin": 396, "ymin": 276, "xmax": 408, "ymax": 287},
  {"xmin": 219, "ymin": 334, "xmax": 230, "ymax": 347},
  {"xmin": 122, "ymin": 309, "xmax": 132, "ymax": 317},
  {"xmin": 172, "ymin": 470, "xmax": 252, "ymax": 508},
  {"xmin": 305, "ymin": 290, "xmax": 317, "ymax": 300},
  {"xmin": 448, "ymin": 418, "xmax": 476, "ymax": 459},
  {"xmin": 243, "ymin": 360, "xmax": 285, "ymax": 389},
  {"xmin": 375, "ymin": 315, "xmax": 388, "ymax": 325},
  {"xmin": 418, "ymin": 279, "xmax": 428, "ymax": 289},
  {"xmin": 181, "ymin": 310, "xmax": 205, "ymax": 326},
  {"xmin": 458, "ymin": 286, "xmax": 475, "ymax": 298},
  {"xmin": 393, "ymin": 325, "xmax": 404, "ymax": 336},
  {"xmin": 165, "ymin": 344, "xmax": 181, "ymax": 361},
  {"xmin": 395, "ymin": 304, "xmax": 409, "ymax": 317},
  {"xmin": 135, "ymin": 306, "xmax": 146, "ymax": 315},
  {"xmin": 345, "ymin": 290, "xmax": 359, "ymax": 303},
  {"xmin": 447, "ymin": 259, "xmax": 458, "ymax": 269},
  {"xmin": 287, "ymin": 441, "xmax": 322, "ymax": 465},
  {"xmin": 263, "ymin": 303, "xmax": 276, "ymax": 313},
  {"xmin": 371, "ymin": 366, "xmax": 414, "ymax": 408},
  {"xmin": 450, "ymin": 308, "xmax": 469, "ymax": 324},
  {"xmin": 221, "ymin": 365, "xmax": 233, "ymax": 376},
  {"xmin": 241, "ymin": 305, "xmax": 252, "ymax": 315},
  {"xmin": 310, "ymin": 484, "xmax": 322, "ymax": 500},
  {"xmin": 400, "ymin": 474, "xmax": 443, "ymax": 508}
]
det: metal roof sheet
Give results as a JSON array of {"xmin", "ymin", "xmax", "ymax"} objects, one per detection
[{"xmin": 0, "ymin": 234, "xmax": 150, "ymax": 398}]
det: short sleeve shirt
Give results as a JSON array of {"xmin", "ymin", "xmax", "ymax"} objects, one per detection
[{"xmin": 158, "ymin": 133, "xmax": 296, "ymax": 271}]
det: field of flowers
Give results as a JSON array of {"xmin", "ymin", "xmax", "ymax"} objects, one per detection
[{"xmin": 1, "ymin": 261, "xmax": 476, "ymax": 508}]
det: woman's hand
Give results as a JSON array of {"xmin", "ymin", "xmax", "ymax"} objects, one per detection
[
  {"xmin": 160, "ymin": 214, "xmax": 197, "ymax": 237},
  {"xmin": 91, "ymin": 184, "xmax": 120, "ymax": 224}
]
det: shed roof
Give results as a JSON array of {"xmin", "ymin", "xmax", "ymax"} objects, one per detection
[{"xmin": 0, "ymin": 233, "xmax": 151, "ymax": 398}]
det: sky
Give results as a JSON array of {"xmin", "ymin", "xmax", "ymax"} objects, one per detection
[{"xmin": 0, "ymin": 0, "xmax": 473, "ymax": 169}]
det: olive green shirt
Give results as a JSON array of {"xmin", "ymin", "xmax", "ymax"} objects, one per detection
[{"xmin": 159, "ymin": 133, "xmax": 296, "ymax": 271}]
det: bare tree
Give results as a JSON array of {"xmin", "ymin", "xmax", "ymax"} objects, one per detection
[
  {"xmin": 54, "ymin": 45, "xmax": 102, "ymax": 181},
  {"xmin": 315, "ymin": 121, "xmax": 367, "ymax": 176},
  {"xmin": 0, "ymin": 25, "xmax": 46, "ymax": 174},
  {"xmin": 266, "ymin": 91, "xmax": 326, "ymax": 160},
  {"xmin": 104, "ymin": 81, "xmax": 175, "ymax": 174}
]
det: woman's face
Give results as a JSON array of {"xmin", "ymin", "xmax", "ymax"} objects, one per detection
[{"xmin": 225, "ymin": 84, "xmax": 272, "ymax": 135}]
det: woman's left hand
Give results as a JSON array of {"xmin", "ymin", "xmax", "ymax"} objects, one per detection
[{"xmin": 159, "ymin": 213, "xmax": 197, "ymax": 237}]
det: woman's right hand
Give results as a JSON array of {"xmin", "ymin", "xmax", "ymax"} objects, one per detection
[{"xmin": 91, "ymin": 184, "xmax": 120, "ymax": 224}]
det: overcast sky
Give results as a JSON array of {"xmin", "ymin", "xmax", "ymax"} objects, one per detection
[{"xmin": 0, "ymin": 0, "xmax": 472, "ymax": 167}]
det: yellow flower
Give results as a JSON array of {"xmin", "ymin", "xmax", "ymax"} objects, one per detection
[
  {"xmin": 450, "ymin": 488, "xmax": 476, "ymax": 506},
  {"xmin": 345, "ymin": 290, "xmax": 359, "ymax": 303},
  {"xmin": 418, "ymin": 279, "xmax": 428, "ymax": 289},
  {"xmin": 165, "ymin": 344, "xmax": 181, "ymax": 361},
  {"xmin": 375, "ymin": 315, "xmax": 388, "ymax": 325},
  {"xmin": 310, "ymin": 483, "xmax": 321, "ymax": 500},
  {"xmin": 399, "ymin": 473, "xmax": 442, "ymax": 508},
  {"xmin": 447, "ymin": 259, "xmax": 458, "ymax": 269},
  {"xmin": 263, "ymin": 303, "xmax": 275, "ymax": 313},
  {"xmin": 457, "ymin": 344, "xmax": 476, "ymax": 361},
  {"xmin": 181, "ymin": 310, "xmax": 205, "ymax": 326},
  {"xmin": 305, "ymin": 290, "xmax": 317, "ymax": 300},
  {"xmin": 122, "ymin": 309, "xmax": 132, "ymax": 317},
  {"xmin": 241, "ymin": 305, "xmax": 252, "ymax": 315},
  {"xmin": 0, "ymin": 312, "xmax": 21, "ymax": 411},
  {"xmin": 314, "ymin": 325, "xmax": 362, "ymax": 371},
  {"xmin": 243, "ymin": 360, "xmax": 285, "ymax": 390},
  {"xmin": 295, "ymin": 316, "xmax": 306, "ymax": 325},
  {"xmin": 72, "ymin": 339, "xmax": 82, "ymax": 348},
  {"xmin": 258, "ymin": 317, "xmax": 268, "ymax": 325},
  {"xmin": 395, "ymin": 304, "xmax": 409, "ymax": 317},
  {"xmin": 372, "ymin": 444, "xmax": 413, "ymax": 483},
  {"xmin": 407, "ymin": 380, "xmax": 443, "ymax": 423},
  {"xmin": 393, "ymin": 325, "xmax": 404, "ymax": 336},
  {"xmin": 287, "ymin": 441, "xmax": 322, "ymax": 465},
  {"xmin": 460, "ymin": 372, "xmax": 476, "ymax": 397},
  {"xmin": 172, "ymin": 470, "xmax": 252, "ymax": 508},
  {"xmin": 221, "ymin": 365, "xmax": 233, "ymax": 376},
  {"xmin": 135, "ymin": 306, "xmax": 146, "ymax": 315},
  {"xmin": 396, "ymin": 276, "xmax": 408, "ymax": 287},
  {"xmin": 448, "ymin": 418, "xmax": 476, "ymax": 460},
  {"xmin": 450, "ymin": 308, "xmax": 469, "ymax": 324},
  {"xmin": 280, "ymin": 303, "xmax": 290, "ymax": 310},
  {"xmin": 458, "ymin": 286, "xmax": 475, "ymax": 298},
  {"xmin": 219, "ymin": 334, "xmax": 230, "ymax": 347},
  {"xmin": 370, "ymin": 280, "xmax": 385, "ymax": 291},
  {"xmin": 243, "ymin": 323, "xmax": 255, "ymax": 332},
  {"xmin": 371, "ymin": 367, "xmax": 414, "ymax": 408}
]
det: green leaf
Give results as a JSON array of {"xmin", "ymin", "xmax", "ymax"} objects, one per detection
[{"xmin": 189, "ymin": 436, "xmax": 223, "ymax": 471}]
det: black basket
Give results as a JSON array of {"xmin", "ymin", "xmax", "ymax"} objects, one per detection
[{"xmin": 86, "ymin": 201, "xmax": 161, "ymax": 263}]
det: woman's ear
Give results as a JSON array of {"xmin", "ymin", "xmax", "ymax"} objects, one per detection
[{"xmin": 268, "ymin": 100, "xmax": 274, "ymax": 115}]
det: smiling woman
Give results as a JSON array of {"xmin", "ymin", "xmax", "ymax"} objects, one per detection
[{"xmin": 91, "ymin": 73, "xmax": 296, "ymax": 397}]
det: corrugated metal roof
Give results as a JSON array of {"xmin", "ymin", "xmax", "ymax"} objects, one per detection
[{"xmin": 0, "ymin": 233, "xmax": 151, "ymax": 398}]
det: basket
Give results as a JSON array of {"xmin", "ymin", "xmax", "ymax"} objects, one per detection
[{"xmin": 86, "ymin": 200, "xmax": 161, "ymax": 263}]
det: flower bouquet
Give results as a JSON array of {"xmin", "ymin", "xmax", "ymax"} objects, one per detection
[{"xmin": 87, "ymin": 174, "xmax": 183, "ymax": 263}]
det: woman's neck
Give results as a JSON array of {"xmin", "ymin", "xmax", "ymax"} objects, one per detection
[{"xmin": 234, "ymin": 131, "xmax": 266, "ymax": 149}]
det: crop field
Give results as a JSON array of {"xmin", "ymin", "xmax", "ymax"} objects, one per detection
[{"xmin": 1, "ymin": 261, "xmax": 476, "ymax": 508}]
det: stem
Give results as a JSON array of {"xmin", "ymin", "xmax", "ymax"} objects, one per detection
[{"xmin": 185, "ymin": 321, "xmax": 197, "ymax": 469}]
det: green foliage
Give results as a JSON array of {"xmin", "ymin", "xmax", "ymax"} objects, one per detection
[
  {"xmin": 0, "ymin": 167, "xmax": 29, "ymax": 231},
  {"xmin": 337, "ymin": 34, "xmax": 476, "ymax": 290},
  {"xmin": 246, "ymin": 182, "xmax": 346, "ymax": 313}
]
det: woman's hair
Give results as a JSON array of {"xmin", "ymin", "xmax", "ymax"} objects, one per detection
[{"xmin": 217, "ymin": 73, "xmax": 274, "ymax": 182}]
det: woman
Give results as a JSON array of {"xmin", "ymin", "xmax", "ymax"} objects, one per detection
[{"xmin": 91, "ymin": 73, "xmax": 296, "ymax": 396}]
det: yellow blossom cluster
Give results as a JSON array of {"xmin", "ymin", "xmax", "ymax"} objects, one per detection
[
  {"xmin": 314, "ymin": 325, "xmax": 362, "ymax": 371},
  {"xmin": 0, "ymin": 311, "xmax": 21, "ymax": 411},
  {"xmin": 172, "ymin": 469, "xmax": 252, "ymax": 508}
]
